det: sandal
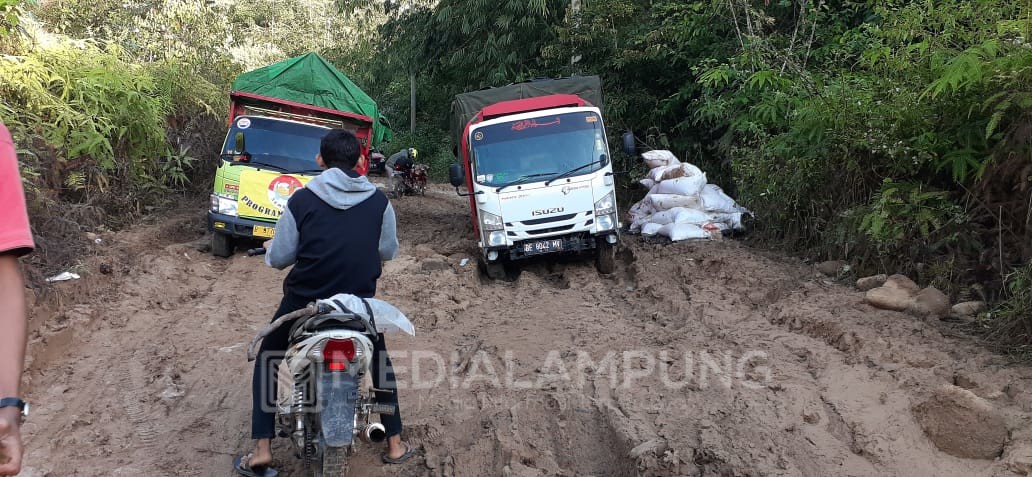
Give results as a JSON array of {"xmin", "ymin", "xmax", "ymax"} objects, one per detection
[
  {"xmin": 381, "ymin": 443, "xmax": 419, "ymax": 465},
  {"xmin": 234, "ymin": 453, "xmax": 279, "ymax": 477}
]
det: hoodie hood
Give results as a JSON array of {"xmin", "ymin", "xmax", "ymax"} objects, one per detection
[{"xmin": 304, "ymin": 168, "xmax": 377, "ymax": 210}]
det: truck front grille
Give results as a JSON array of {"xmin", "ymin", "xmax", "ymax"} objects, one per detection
[
  {"xmin": 525, "ymin": 224, "xmax": 575, "ymax": 236},
  {"xmin": 520, "ymin": 213, "xmax": 577, "ymax": 226}
]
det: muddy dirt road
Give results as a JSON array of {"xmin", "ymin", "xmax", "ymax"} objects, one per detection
[{"xmin": 18, "ymin": 182, "xmax": 1032, "ymax": 476}]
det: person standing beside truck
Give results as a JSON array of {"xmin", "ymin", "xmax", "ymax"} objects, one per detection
[
  {"xmin": 237, "ymin": 129, "xmax": 416, "ymax": 477},
  {"xmin": 385, "ymin": 147, "xmax": 416, "ymax": 195},
  {"xmin": 0, "ymin": 121, "xmax": 33, "ymax": 477}
]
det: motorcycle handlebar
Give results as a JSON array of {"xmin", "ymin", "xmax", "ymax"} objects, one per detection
[{"xmin": 247, "ymin": 248, "xmax": 266, "ymax": 256}]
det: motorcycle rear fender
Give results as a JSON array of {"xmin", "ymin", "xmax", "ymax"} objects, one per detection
[
  {"xmin": 286, "ymin": 330, "xmax": 374, "ymax": 377},
  {"xmin": 318, "ymin": 372, "xmax": 359, "ymax": 447}
]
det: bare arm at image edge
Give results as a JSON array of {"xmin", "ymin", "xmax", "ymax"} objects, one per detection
[{"xmin": 0, "ymin": 121, "xmax": 32, "ymax": 476}]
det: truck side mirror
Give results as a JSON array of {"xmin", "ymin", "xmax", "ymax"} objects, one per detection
[
  {"xmin": 234, "ymin": 132, "xmax": 247, "ymax": 153},
  {"xmin": 621, "ymin": 131, "xmax": 636, "ymax": 157},
  {"xmin": 448, "ymin": 163, "xmax": 465, "ymax": 187}
]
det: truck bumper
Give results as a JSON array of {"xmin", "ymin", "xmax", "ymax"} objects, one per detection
[
  {"xmin": 498, "ymin": 231, "xmax": 619, "ymax": 261},
  {"xmin": 207, "ymin": 212, "xmax": 276, "ymax": 240}
]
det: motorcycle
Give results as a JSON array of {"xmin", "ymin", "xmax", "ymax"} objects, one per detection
[
  {"xmin": 393, "ymin": 163, "xmax": 427, "ymax": 197},
  {"xmin": 367, "ymin": 152, "xmax": 388, "ymax": 176},
  {"xmin": 245, "ymin": 248, "xmax": 415, "ymax": 476}
]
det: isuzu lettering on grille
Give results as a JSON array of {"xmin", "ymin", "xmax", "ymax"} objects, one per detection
[{"xmin": 531, "ymin": 207, "xmax": 565, "ymax": 216}]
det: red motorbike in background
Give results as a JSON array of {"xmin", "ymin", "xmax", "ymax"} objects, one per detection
[{"xmin": 393, "ymin": 163, "xmax": 427, "ymax": 197}]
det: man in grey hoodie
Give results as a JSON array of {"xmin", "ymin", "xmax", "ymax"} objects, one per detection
[{"xmin": 237, "ymin": 130, "xmax": 415, "ymax": 477}]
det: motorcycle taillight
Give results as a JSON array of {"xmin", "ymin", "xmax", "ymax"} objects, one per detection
[{"xmin": 323, "ymin": 339, "xmax": 356, "ymax": 372}]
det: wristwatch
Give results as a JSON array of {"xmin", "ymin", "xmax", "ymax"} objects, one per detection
[{"xmin": 0, "ymin": 398, "xmax": 28, "ymax": 419}]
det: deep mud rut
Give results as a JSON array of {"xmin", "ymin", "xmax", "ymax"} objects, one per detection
[{"xmin": 18, "ymin": 182, "xmax": 1032, "ymax": 476}]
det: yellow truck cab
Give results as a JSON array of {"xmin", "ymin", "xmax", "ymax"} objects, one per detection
[{"xmin": 207, "ymin": 53, "xmax": 388, "ymax": 257}]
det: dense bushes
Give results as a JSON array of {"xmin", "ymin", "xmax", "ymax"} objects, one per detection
[{"xmin": 0, "ymin": 14, "xmax": 226, "ymax": 274}]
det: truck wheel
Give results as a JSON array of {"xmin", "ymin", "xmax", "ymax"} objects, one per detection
[
  {"xmin": 212, "ymin": 233, "xmax": 234, "ymax": 258},
  {"xmin": 595, "ymin": 240, "xmax": 616, "ymax": 274},
  {"xmin": 481, "ymin": 259, "xmax": 507, "ymax": 280}
]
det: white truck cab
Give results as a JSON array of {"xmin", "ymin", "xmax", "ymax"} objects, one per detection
[{"xmin": 449, "ymin": 77, "xmax": 621, "ymax": 278}]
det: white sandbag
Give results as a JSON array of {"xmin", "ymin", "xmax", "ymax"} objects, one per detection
[
  {"xmin": 656, "ymin": 162, "xmax": 705, "ymax": 181},
  {"xmin": 647, "ymin": 208, "xmax": 682, "ymax": 225},
  {"xmin": 647, "ymin": 165, "xmax": 675, "ymax": 183},
  {"xmin": 642, "ymin": 150, "xmax": 680, "ymax": 169},
  {"xmin": 627, "ymin": 200, "xmax": 655, "ymax": 222},
  {"xmin": 659, "ymin": 223, "xmax": 709, "ymax": 241},
  {"xmin": 709, "ymin": 212, "xmax": 745, "ymax": 231},
  {"xmin": 641, "ymin": 222, "xmax": 663, "ymax": 236},
  {"xmin": 655, "ymin": 174, "xmax": 706, "ymax": 196},
  {"xmin": 700, "ymin": 184, "xmax": 740, "ymax": 213},
  {"xmin": 639, "ymin": 178, "xmax": 657, "ymax": 189},
  {"xmin": 673, "ymin": 208, "xmax": 712, "ymax": 225},
  {"xmin": 649, "ymin": 193, "xmax": 701, "ymax": 211}
]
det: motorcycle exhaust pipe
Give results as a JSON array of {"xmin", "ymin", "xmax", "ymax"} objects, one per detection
[{"xmin": 361, "ymin": 423, "xmax": 387, "ymax": 443}]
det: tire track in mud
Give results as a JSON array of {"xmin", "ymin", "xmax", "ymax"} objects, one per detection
[{"xmin": 119, "ymin": 355, "xmax": 161, "ymax": 448}]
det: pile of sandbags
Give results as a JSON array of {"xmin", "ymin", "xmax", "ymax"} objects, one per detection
[{"xmin": 627, "ymin": 150, "xmax": 750, "ymax": 241}]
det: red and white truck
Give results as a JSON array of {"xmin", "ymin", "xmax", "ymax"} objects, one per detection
[{"xmin": 447, "ymin": 76, "xmax": 622, "ymax": 278}]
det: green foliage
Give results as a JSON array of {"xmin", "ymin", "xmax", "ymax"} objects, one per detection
[
  {"xmin": 857, "ymin": 180, "xmax": 967, "ymax": 253},
  {"xmin": 988, "ymin": 262, "xmax": 1032, "ymax": 352}
]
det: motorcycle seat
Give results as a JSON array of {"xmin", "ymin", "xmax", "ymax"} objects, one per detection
[{"xmin": 293, "ymin": 313, "xmax": 370, "ymax": 335}]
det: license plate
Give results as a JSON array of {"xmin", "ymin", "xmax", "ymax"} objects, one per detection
[
  {"xmin": 253, "ymin": 225, "xmax": 275, "ymax": 238},
  {"xmin": 523, "ymin": 239, "xmax": 563, "ymax": 254}
]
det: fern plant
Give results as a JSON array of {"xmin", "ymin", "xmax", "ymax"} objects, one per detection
[{"xmin": 858, "ymin": 180, "xmax": 967, "ymax": 252}]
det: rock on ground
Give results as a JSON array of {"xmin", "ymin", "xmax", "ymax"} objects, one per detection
[
  {"xmin": 856, "ymin": 274, "xmax": 888, "ymax": 291},
  {"xmin": 906, "ymin": 286, "xmax": 951, "ymax": 320},
  {"xmin": 816, "ymin": 260, "xmax": 846, "ymax": 276},
  {"xmin": 951, "ymin": 301, "xmax": 988, "ymax": 320},
  {"xmin": 865, "ymin": 275, "xmax": 920, "ymax": 311},
  {"xmin": 913, "ymin": 385, "xmax": 1008, "ymax": 460}
]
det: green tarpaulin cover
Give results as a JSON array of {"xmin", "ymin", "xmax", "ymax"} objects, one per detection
[
  {"xmin": 450, "ymin": 76, "xmax": 603, "ymax": 149},
  {"xmin": 232, "ymin": 52, "xmax": 392, "ymax": 147}
]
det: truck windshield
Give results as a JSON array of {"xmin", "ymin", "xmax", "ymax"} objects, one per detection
[
  {"xmin": 223, "ymin": 116, "xmax": 329, "ymax": 173},
  {"xmin": 470, "ymin": 111, "xmax": 607, "ymax": 187}
]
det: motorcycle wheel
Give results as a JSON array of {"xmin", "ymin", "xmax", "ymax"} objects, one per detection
[
  {"xmin": 318, "ymin": 446, "xmax": 349, "ymax": 477},
  {"xmin": 393, "ymin": 179, "xmax": 405, "ymax": 198}
]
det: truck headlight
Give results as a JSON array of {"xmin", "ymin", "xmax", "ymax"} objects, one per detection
[
  {"xmin": 597, "ymin": 214, "xmax": 615, "ymax": 231},
  {"xmin": 487, "ymin": 230, "xmax": 506, "ymax": 247},
  {"xmin": 210, "ymin": 194, "xmax": 238, "ymax": 216},
  {"xmin": 594, "ymin": 192, "xmax": 615, "ymax": 216},
  {"xmin": 479, "ymin": 210, "xmax": 504, "ymax": 231}
]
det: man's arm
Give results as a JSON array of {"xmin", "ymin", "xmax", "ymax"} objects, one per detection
[
  {"xmin": 0, "ymin": 255, "xmax": 25, "ymax": 476},
  {"xmin": 0, "ymin": 122, "xmax": 29, "ymax": 476},
  {"xmin": 265, "ymin": 205, "xmax": 300, "ymax": 269},
  {"xmin": 379, "ymin": 203, "xmax": 399, "ymax": 261}
]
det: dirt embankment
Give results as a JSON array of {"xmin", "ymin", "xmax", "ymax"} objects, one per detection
[{"xmin": 17, "ymin": 181, "xmax": 1032, "ymax": 476}]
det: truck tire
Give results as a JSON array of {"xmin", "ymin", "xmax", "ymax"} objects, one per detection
[
  {"xmin": 212, "ymin": 233, "xmax": 234, "ymax": 258},
  {"xmin": 595, "ymin": 240, "xmax": 616, "ymax": 274},
  {"xmin": 481, "ymin": 259, "xmax": 507, "ymax": 281}
]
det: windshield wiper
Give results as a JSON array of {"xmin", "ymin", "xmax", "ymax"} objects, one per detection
[
  {"xmin": 496, "ymin": 172, "xmax": 557, "ymax": 193},
  {"xmin": 544, "ymin": 159, "xmax": 605, "ymax": 186},
  {"xmin": 227, "ymin": 160, "xmax": 289, "ymax": 172}
]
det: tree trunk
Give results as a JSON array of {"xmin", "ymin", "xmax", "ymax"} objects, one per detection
[{"xmin": 410, "ymin": 72, "xmax": 416, "ymax": 134}]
